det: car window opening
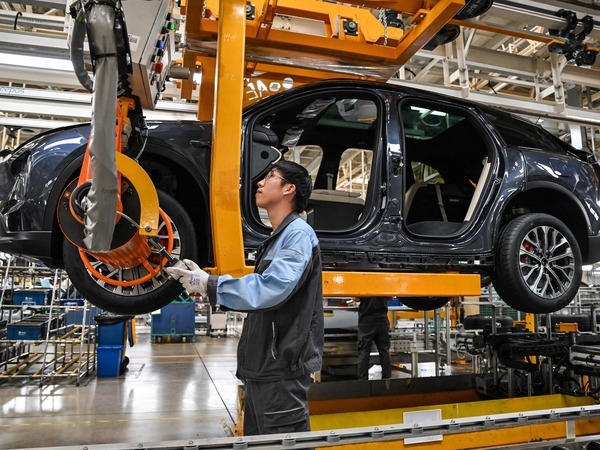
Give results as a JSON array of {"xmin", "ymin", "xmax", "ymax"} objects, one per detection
[
  {"xmin": 250, "ymin": 94, "xmax": 379, "ymax": 232},
  {"xmin": 401, "ymin": 102, "xmax": 492, "ymax": 237}
]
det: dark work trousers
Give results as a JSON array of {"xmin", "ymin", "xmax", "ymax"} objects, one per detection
[
  {"xmin": 357, "ymin": 323, "xmax": 392, "ymax": 380},
  {"xmin": 243, "ymin": 374, "xmax": 312, "ymax": 436}
]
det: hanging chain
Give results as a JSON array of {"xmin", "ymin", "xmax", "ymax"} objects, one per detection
[
  {"xmin": 379, "ymin": 8, "xmax": 388, "ymax": 46},
  {"xmin": 201, "ymin": 0, "xmax": 207, "ymax": 19}
]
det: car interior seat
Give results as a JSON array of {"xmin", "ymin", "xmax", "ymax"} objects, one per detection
[
  {"xmin": 405, "ymin": 182, "xmax": 473, "ymax": 224},
  {"xmin": 404, "ymin": 158, "xmax": 489, "ymax": 235},
  {"xmin": 308, "ymin": 171, "xmax": 364, "ymax": 230}
]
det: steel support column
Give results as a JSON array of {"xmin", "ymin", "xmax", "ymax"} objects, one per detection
[{"xmin": 209, "ymin": 0, "xmax": 247, "ymax": 276}]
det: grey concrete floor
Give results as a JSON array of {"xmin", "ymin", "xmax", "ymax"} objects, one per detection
[
  {"xmin": 0, "ymin": 326, "xmax": 470, "ymax": 450},
  {"xmin": 0, "ymin": 328, "xmax": 241, "ymax": 449}
]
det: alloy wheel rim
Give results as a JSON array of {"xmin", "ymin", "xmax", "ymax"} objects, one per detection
[
  {"xmin": 518, "ymin": 225, "xmax": 575, "ymax": 299},
  {"xmin": 79, "ymin": 208, "xmax": 182, "ymax": 296}
]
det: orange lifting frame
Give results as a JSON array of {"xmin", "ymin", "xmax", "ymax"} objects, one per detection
[
  {"xmin": 183, "ymin": 0, "xmax": 465, "ymax": 118},
  {"xmin": 205, "ymin": 0, "xmax": 480, "ymax": 298},
  {"xmin": 183, "ymin": 0, "xmax": 599, "ymax": 119}
]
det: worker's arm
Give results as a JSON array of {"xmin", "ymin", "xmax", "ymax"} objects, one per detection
[{"xmin": 207, "ymin": 229, "xmax": 314, "ymax": 312}]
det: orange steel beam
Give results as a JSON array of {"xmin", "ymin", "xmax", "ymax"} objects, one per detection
[
  {"xmin": 209, "ymin": 0, "xmax": 247, "ymax": 276},
  {"xmin": 182, "ymin": 0, "xmax": 465, "ymax": 117},
  {"xmin": 199, "ymin": 0, "xmax": 405, "ymax": 49},
  {"xmin": 205, "ymin": 267, "xmax": 480, "ymax": 297},
  {"xmin": 258, "ymin": 0, "xmax": 406, "ymax": 45},
  {"xmin": 322, "ymin": 272, "xmax": 480, "ymax": 297},
  {"xmin": 324, "ymin": 0, "xmax": 424, "ymax": 15},
  {"xmin": 250, "ymin": 0, "xmax": 434, "ymax": 21},
  {"xmin": 187, "ymin": 0, "xmax": 464, "ymax": 69}
]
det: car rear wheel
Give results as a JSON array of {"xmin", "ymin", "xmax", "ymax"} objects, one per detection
[
  {"xmin": 492, "ymin": 213, "xmax": 582, "ymax": 313},
  {"xmin": 63, "ymin": 191, "xmax": 195, "ymax": 315}
]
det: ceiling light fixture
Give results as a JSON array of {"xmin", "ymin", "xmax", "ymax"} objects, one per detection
[{"xmin": 0, "ymin": 53, "xmax": 74, "ymax": 72}]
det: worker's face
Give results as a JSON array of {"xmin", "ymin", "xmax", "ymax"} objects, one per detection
[{"xmin": 256, "ymin": 169, "xmax": 293, "ymax": 209}]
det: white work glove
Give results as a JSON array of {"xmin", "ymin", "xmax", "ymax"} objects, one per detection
[{"xmin": 164, "ymin": 259, "xmax": 209, "ymax": 295}]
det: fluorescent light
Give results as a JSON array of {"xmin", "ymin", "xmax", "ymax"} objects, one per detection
[{"xmin": 0, "ymin": 53, "xmax": 74, "ymax": 72}]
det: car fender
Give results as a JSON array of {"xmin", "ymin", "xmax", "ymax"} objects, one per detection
[
  {"xmin": 41, "ymin": 129, "xmax": 213, "ymax": 265},
  {"xmin": 43, "ymin": 152, "xmax": 87, "ymax": 231},
  {"xmin": 522, "ymin": 179, "xmax": 594, "ymax": 232}
]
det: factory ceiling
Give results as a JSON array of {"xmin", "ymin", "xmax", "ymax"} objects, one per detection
[{"xmin": 0, "ymin": 0, "xmax": 599, "ymax": 148}]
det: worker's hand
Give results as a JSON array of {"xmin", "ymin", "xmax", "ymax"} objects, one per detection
[{"xmin": 164, "ymin": 259, "xmax": 209, "ymax": 294}]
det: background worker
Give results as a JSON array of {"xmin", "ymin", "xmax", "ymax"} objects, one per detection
[
  {"xmin": 166, "ymin": 160, "xmax": 324, "ymax": 436},
  {"xmin": 357, "ymin": 296, "xmax": 392, "ymax": 380}
]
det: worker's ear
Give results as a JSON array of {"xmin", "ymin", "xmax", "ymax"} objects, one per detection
[{"xmin": 284, "ymin": 183, "xmax": 296, "ymax": 196}]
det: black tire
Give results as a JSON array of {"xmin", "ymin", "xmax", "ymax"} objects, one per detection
[
  {"xmin": 463, "ymin": 314, "xmax": 514, "ymax": 330},
  {"xmin": 540, "ymin": 313, "xmax": 591, "ymax": 332},
  {"xmin": 63, "ymin": 191, "xmax": 196, "ymax": 315},
  {"xmin": 400, "ymin": 296, "xmax": 451, "ymax": 311},
  {"xmin": 492, "ymin": 213, "xmax": 582, "ymax": 314}
]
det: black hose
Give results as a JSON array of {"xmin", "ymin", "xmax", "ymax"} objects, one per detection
[{"xmin": 13, "ymin": 12, "xmax": 22, "ymax": 30}]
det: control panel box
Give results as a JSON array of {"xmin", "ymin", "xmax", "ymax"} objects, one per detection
[{"xmin": 122, "ymin": 0, "xmax": 175, "ymax": 110}]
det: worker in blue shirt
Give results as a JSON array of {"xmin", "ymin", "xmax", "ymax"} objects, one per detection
[{"xmin": 166, "ymin": 160, "xmax": 323, "ymax": 436}]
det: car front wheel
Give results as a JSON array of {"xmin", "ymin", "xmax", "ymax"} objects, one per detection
[
  {"xmin": 62, "ymin": 191, "xmax": 195, "ymax": 315},
  {"xmin": 492, "ymin": 213, "xmax": 582, "ymax": 313}
]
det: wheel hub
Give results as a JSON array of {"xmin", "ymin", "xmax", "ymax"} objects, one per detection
[
  {"xmin": 519, "ymin": 225, "xmax": 575, "ymax": 299},
  {"xmin": 58, "ymin": 177, "xmax": 153, "ymax": 269}
]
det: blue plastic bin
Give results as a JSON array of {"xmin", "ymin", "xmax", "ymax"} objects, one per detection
[
  {"xmin": 7, "ymin": 314, "xmax": 55, "ymax": 340},
  {"xmin": 59, "ymin": 298, "xmax": 85, "ymax": 307},
  {"xmin": 7, "ymin": 321, "xmax": 45, "ymax": 340},
  {"xmin": 65, "ymin": 306, "xmax": 99, "ymax": 327},
  {"xmin": 96, "ymin": 345, "xmax": 125, "ymax": 377},
  {"xmin": 151, "ymin": 302, "xmax": 195, "ymax": 339},
  {"xmin": 13, "ymin": 289, "xmax": 51, "ymax": 306},
  {"xmin": 97, "ymin": 321, "xmax": 126, "ymax": 346}
]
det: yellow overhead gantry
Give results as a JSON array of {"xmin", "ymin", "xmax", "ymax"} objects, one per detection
[
  {"xmin": 183, "ymin": 0, "xmax": 481, "ymax": 299},
  {"xmin": 182, "ymin": 0, "xmax": 466, "ymax": 118}
]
